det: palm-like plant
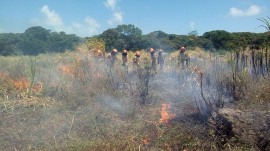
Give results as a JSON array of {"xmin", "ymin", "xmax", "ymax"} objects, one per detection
[{"xmin": 258, "ymin": 16, "xmax": 270, "ymax": 33}]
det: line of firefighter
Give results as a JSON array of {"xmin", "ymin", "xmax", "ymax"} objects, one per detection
[{"xmin": 106, "ymin": 47, "xmax": 190, "ymax": 70}]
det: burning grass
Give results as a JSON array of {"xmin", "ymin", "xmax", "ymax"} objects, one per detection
[
  {"xmin": 159, "ymin": 103, "xmax": 176, "ymax": 124},
  {"xmin": 0, "ymin": 47, "xmax": 269, "ymax": 150}
]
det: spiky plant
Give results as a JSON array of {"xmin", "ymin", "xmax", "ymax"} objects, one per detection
[
  {"xmin": 27, "ymin": 56, "xmax": 37, "ymax": 96},
  {"xmin": 258, "ymin": 16, "xmax": 270, "ymax": 33}
]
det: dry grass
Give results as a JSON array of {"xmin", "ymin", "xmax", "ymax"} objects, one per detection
[{"xmin": 0, "ymin": 46, "xmax": 269, "ymax": 150}]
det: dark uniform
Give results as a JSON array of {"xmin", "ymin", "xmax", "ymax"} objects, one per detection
[{"xmin": 110, "ymin": 49, "xmax": 117, "ymax": 67}]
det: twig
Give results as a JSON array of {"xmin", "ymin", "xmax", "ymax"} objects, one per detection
[
  {"xmin": 68, "ymin": 115, "xmax": 75, "ymax": 138},
  {"xmin": 54, "ymin": 135, "xmax": 57, "ymax": 148},
  {"xmin": 3, "ymin": 102, "xmax": 7, "ymax": 109}
]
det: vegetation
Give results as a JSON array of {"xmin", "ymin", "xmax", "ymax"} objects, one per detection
[
  {"xmin": 0, "ymin": 19, "xmax": 269, "ymax": 150},
  {"xmin": 0, "ymin": 26, "xmax": 81, "ymax": 55},
  {"xmin": 1, "ymin": 24, "xmax": 269, "ymax": 56},
  {"xmin": 0, "ymin": 44, "xmax": 269, "ymax": 150}
]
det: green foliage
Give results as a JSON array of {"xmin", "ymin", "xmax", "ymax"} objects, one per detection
[
  {"xmin": 100, "ymin": 24, "xmax": 144, "ymax": 51},
  {"xmin": 1, "ymin": 24, "xmax": 270, "ymax": 56},
  {"xmin": 0, "ymin": 33, "xmax": 21, "ymax": 55},
  {"xmin": 0, "ymin": 26, "xmax": 81, "ymax": 56},
  {"xmin": 100, "ymin": 28, "xmax": 123, "ymax": 51},
  {"xmin": 258, "ymin": 16, "xmax": 270, "ymax": 32},
  {"xmin": 26, "ymin": 57, "xmax": 37, "ymax": 95},
  {"xmin": 203, "ymin": 30, "xmax": 233, "ymax": 50},
  {"xmin": 85, "ymin": 37, "xmax": 105, "ymax": 52}
]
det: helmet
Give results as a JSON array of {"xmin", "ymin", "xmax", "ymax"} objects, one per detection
[
  {"xmin": 159, "ymin": 49, "xmax": 163, "ymax": 52},
  {"xmin": 112, "ymin": 49, "xmax": 118, "ymax": 52},
  {"xmin": 180, "ymin": 47, "xmax": 185, "ymax": 50},
  {"xmin": 135, "ymin": 51, "xmax": 140, "ymax": 55},
  {"xmin": 149, "ymin": 48, "xmax": 154, "ymax": 52},
  {"xmin": 123, "ymin": 49, "xmax": 127, "ymax": 53}
]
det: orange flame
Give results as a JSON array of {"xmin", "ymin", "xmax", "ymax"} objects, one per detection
[
  {"xmin": 12, "ymin": 77, "xmax": 29, "ymax": 91},
  {"xmin": 142, "ymin": 137, "xmax": 150, "ymax": 145},
  {"xmin": 159, "ymin": 103, "xmax": 176, "ymax": 124},
  {"xmin": 0, "ymin": 74, "xmax": 43, "ymax": 95},
  {"xmin": 60, "ymin": 65, "xmax": 74, "ymax": 77}
]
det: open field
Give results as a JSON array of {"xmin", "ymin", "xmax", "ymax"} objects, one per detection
[{"xmin": 0, "ymin": 47, "xmax": 269, "ymax": 151}]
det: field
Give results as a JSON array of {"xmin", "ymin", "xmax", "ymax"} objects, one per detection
[{"xmin": 0, "ymin": 46, "xmax": 269, "ymax": 151}]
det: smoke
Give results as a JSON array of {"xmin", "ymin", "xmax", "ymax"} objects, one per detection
[
  {"xmin": 190, "ymin": 21, "xmax": 195, "ymax": 30},
  {"xmin": 149, "ymin": 54, "xmax": 234, "ymax": 118},
  {"xmin": 0, "ymin": 49, "xmax": 236, "ymax": 150},
  {"xmin": 97, "ymin": 95, "xmax": 127, "ymax": 113}
]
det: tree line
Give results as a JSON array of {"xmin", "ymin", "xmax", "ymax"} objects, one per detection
[
  {"xmin": 0, "ymin": 26, "xmax": 81, "ymax": 56},
  {"xmin": 0, "ymin": 25, "xmax": 269, "ymax": 56}
]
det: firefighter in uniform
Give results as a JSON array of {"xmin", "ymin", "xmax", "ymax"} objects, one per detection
[
  {"xmin": 158, "ymin": 49, "xmax": 165, "ymax": 70},
  {"xmin": 179, "ymin": 47, "xmax": 186, "ymax": 67},
  {"xmin": 133, "ymin": 51, "xmax": 140, "ymax": 67},
  {"xmin": 122, "ymin": 49, "xmax": 128, "ymax": 66},
  {"xmin": 150, "ymin": 48, "xmax": 157, "ymax": 74},
  {"xmin": 109, "ymin": 48, "xmax": 117, "ymax": 67}
]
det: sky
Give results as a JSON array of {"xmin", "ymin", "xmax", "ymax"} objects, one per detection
[{"xmin": 0, "ymin": 0, "xmax": 269, "ymax": 37}]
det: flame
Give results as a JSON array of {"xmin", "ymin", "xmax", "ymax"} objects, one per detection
[
  {"xmin": 60, "ymin": 57, "xmax": 94, "ymax": 78},
  {"xmin": 159, "ymin": 103, "xmax": 176, "ymax": 124},
  {"xmin": 60, "ymin": 65, "xmax": 74, "ymax": 77},
  {"xmin": 11, "ymin": 77, "xmax": 29, "ymax": 91},
  {"xmin": 0, "ymin": 73, "xmax": 43, "ymax": 95},
  {"xmin": 142, "ymin": 137, "xmax": 150, "ymax": 145},
  {"xmin": 32, "ymin": 82, "xmax": 43, "ymax": 94}
]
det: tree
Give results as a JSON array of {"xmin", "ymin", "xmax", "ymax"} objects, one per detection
[
  {"xmin": 85, "ymin": 37, "xmax": 105, "ymax": 53},
  {"xmin": 258, "ymin": 16, "xmax": 270, "ymax": 33},
  {"xmin": 100, "ymin": 28, "xmax": 123, "ymax": 51},
  {"xmin": 116, "ymin": 24, "xmax": 142, "ymax": 36},
  {"xmin": 144, "ymin": 31, "xmax": 177, "ymax": 51},
  {"xmin": 48, "ymin": 32, "xmax": 81, "ymax": 53},
  {"xmin": 197, "ymin": 37, "xmax": 214, "ymax": 50},
  {"xmin": 24, "ymin": 26, "xmax": 51, "ymax": 41},
  {"xmin": 203, "ymin": 30, "xmax": 233, "ymax": 50},
  {"xmin": 115, "ymin": 24, "xmax": 143, "ymax": 50},
  {"xmin": 0, "ymin": 33, "xmax": 21, "ymax": 55},
  {"xmin": 187, "ymin": 30, "xmax": 199, "ymax": 48},
  {"xmin": 188, "ymin": 30, "xmax": 198, "ymax": 37}
]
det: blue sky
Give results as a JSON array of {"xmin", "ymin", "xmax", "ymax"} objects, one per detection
[{"xmin": 0, "ymin": 0, "xmax": 269, "ymax": 37}]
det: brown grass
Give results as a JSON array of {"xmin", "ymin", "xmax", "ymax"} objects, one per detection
[{"xmin": 0, "ymin": 46, "xmax": 269, "ymax": 150}]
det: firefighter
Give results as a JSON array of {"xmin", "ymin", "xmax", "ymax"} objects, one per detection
[
  {"xmin": 185, "ymin": 53, "xmax": 190, "ymax": 67},
  {"xmin": 158, "ymin": 49, "xmax": 165, "ymax": 70},
  {"xmin": 133, "ymin": 51, "xmax": 140, "ymax": 67},
  {"xmin": 122, "ymin": 49, "xmax": 128, "ymax": 66},
  {"xmin": 178, "ymin": 46, "xmax": 186, "ymax": 67},
  {"xmin": 149, "ymin": 48, "xmax": 157, "ymax": 74},
  {"xmin": 96, "ymin": 49, "xmax": 104, "ymax": 61},
  {"xmin": 109, "ymin": 48, "xmax": 117, "ymax": 67}
]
